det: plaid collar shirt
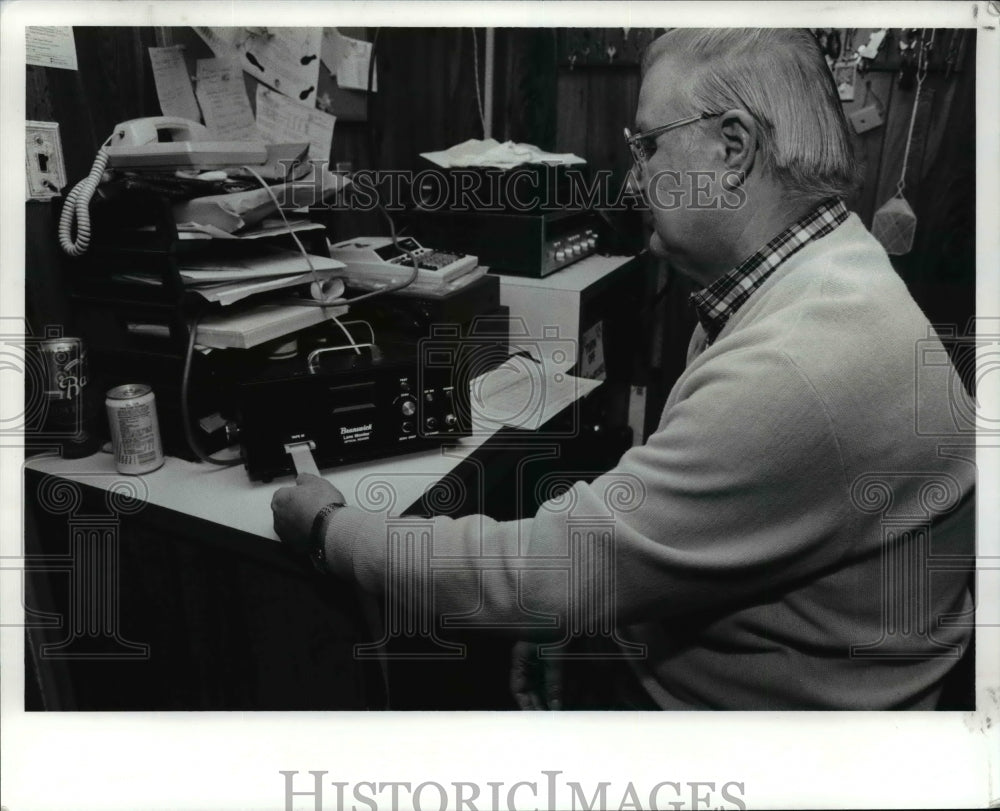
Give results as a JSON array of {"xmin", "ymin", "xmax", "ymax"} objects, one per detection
[{"xmin": 690, "ymin": 198, "xmax": 850, "ymax": 345}]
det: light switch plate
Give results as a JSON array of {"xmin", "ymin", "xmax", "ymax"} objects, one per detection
[{"xmin": 26, "ymin": 121, "xmax": 67, "ymax": 200}]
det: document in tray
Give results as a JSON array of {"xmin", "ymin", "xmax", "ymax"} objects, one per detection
[
  {"xmin": 115, "ymin": 269, "xmax": 342, "ymax": 307},
  {"xmin": 173, "ymin": 219, "xmax": 327, "ymax": 241},
  {"xmin": 469, "ymin": 354, "xmax": 602, "ymax": 431},
  {"xmin": 177, "ymin": 248, "xmax": 344, "ymax": 282},
  {"xmin": 196, "ymin": 301, "xmax": 349, "ymax": 349}
]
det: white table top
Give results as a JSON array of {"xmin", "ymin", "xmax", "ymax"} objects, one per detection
[
  {"xmin": 24, "ymin": 260, "xmax": 626, "ymax": 542},
  {"xmin": 24, "ymin": 432, "xmax": 493, "ymax": 543},
  {"xmin": 490, "ymin": 254, "xmax": 637, "ymax": 292}
]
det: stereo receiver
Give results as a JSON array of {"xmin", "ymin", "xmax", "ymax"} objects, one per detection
[{"xmin": 409, "ymin": 209, "xmax": 600, "ymax": 277}]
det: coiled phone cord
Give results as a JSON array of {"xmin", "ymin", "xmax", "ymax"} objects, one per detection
[{"xmin": 58, "ymin": 136, "xmax": 113, "ymax": 256}]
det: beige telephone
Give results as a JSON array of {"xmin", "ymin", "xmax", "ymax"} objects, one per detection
[
  {"xmin": 59, "ymin": 117, "xmax": 269, "ymax": 256},
  {"xmin": 105, "ymin": 116, "xmax": 267, "ymax": 169}
]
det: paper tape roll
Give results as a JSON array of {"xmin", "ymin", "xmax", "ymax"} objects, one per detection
[
  {"xmin": 310, "ymin": 277, "xmax": 346, "ymax": 303},
  {"xmin": 286, "ymin": 442, "xmax": 320, "ymax": 477}
]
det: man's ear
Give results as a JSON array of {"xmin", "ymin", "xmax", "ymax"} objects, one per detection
[{"xmin": 718, "ymin": 109, "xmax": 757, "ymax": 178}]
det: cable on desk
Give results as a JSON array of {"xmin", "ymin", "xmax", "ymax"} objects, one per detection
[
  {"xmin": 242, "ymin": 164, "xmax": 322, "ymax": 285},
  {"xmin": 332, "ymin": 203, "xmax": 421, "ymax": 304},
  {"xmin": 244, "ymin": 166, "xmax": 420, "ymax": 306},
  {"xmin": 471, "ymin": 28, "xmax": 487, "ymax": 137},
  {"xmin": 336, "ymin": 319, "xmax": 376, "ymax": 346},
  {"xmin": 365, "ymin": 28, "xmax": 381, "ymax": 170},
  {"xmin": 330, "ymin": 313, "xmax": 362, "ymax": 355}
]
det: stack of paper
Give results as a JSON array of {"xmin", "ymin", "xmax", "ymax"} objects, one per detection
[
  {"xmin": 115, "ymin": 247, "xmax": 346, "ymax": 307},
  {"xmin": 421, "ymin": 139, "xmax": 586, "ymax": 169},
  {"xmin": 195, "ymin": 301, "xmax": 349, "ymax": 349}
]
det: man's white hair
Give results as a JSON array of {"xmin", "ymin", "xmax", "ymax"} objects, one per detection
[{"xmin": 644, "ymin": 29, "xmax": 859, "ymax": 201}]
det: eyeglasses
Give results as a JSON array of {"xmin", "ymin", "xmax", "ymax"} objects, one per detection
[{"xmin": 624, "ymin": 112, "xmax": 718, "ymax": 167}]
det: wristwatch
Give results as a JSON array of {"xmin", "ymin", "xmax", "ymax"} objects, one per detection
[{"xmin": 308, "ymin": 500, "xmax": 345, "ymax": 572}]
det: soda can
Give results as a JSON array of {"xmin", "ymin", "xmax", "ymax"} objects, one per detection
[
  {"xmin": 105, "ymin": 384, "xmax": 164, "ymax": 475},
  {"xmin": 39, "ymin": 336, "xmax": 87, "ymax": 409}
]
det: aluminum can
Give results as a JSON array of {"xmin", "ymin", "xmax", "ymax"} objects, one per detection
[
  {"xmin": 105, "ymin": 384, "xmax": 164, "ymax": 475},
  {"xmin": 39, "ymin": 337, "xmax": 87, "ymax": 409}
]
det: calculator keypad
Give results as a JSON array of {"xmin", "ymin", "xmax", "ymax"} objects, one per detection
[{"xmin": 390, "ymin": 249, "xmax": 463, "ymax": 272}]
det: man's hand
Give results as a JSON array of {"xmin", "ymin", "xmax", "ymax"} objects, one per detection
[
  {"xmin": 510, "ymin": 640, "xmax": 563, "ymax": 710},
  {"xmin": 271, "ymin": 473, "xmax": 346, "ymax": 550}
]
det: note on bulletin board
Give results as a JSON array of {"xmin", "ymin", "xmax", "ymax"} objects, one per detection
[
  {"xmin": 255, "ymin": 86, "xmax": 336, "ymax": 163},
  {"xmin": 26, "ymin": 26, "xmax": 78, "ymax": 70},
  {"xmin": 240, "ymin": 28, "xmax": 322, "ymax": 105},
  {"xmin": 169, "ymin": 26, "xmax": 370, "ymax": 124},
  {"xmin": 334, "ymin": 34, "xmax": 378, "ymax": 92},
  {"xmin": 149, "ymin": 45, "xmax": 201, "ymax": 122},
  {"xmin": 196, "ymin": 59, "xmax": 261, "ymax": 141},
  {"xmin": 321, "ymin": 28, "xmax": 346, "ymax": 73},
  {"xmin": 193, "ymin": 26, "xmax": 242, "ymax": 61}
]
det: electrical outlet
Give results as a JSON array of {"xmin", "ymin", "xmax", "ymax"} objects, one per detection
[{"xmin": 26, "ymin": 121, "xmax": 67, "ymax": 201}]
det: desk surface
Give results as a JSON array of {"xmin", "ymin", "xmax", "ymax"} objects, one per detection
[
  {"xmin": 23, "ymin": 354, "xmax": 603, "ymax": 540},
  {"xmin": 490, "ymin": 254, "xmax": 638, "ymax": 292},
  {"xmin": 24, "ymin": 432, "xmax": 492, "ymax": 542},
  {"xmin": 25, "ymin": 257, "xmax": 636, "ymax": 542}
]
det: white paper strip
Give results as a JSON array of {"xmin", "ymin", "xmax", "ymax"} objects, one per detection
[
  {"xmin": 255, "ymin": 85, "xmax": 336, "ymax": 164},
  {"xmin": 195, "ymin": 59, "xmax": 260, "ymax": 141},
  {"xmin": 148, "ymin": 45, "xmax": 200, "ymax": 122}
]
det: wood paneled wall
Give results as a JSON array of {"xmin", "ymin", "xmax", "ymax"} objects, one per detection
[
  {"xmin": 26, "ymin": 27, "xmax": 160, "ymax": 336},
  {"xmin": 26, "ymin": 27, "xmax": 976, "ymax": 344},
  {"xmin": 531, "ymin": 29, "xmax": 977, "ymax": 432}
]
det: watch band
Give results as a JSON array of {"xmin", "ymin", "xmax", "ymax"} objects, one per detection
[{"xmin": 309, "ymin": 500, "xmax": 345, "ymax": 571}]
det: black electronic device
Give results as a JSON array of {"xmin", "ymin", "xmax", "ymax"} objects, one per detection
[
  {"xmin": 348, "ymin": 273, "xmax": 502, "ymax": 337},
  {"xmin": 409, "ymin": 209, "xmax": 600, "ymax": 277},
  {"xmin": 238, "ymin": 338, "xmax": 475, "ymax": 481}
]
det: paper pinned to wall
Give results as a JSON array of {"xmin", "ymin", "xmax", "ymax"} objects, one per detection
[
  {"xmin": 856, "ymin": 29, "xmax": 887, "ymax": 60},
  {"xmin": 320, "ymin": 28, "xmax": 347, "ymax": 75},
  {"xmin": 336, "ymin": 34, "xmax": 378, "ymax": 92},
  {"xmin": 240, "ymin": 28, "xmax": 322, "ymax": 105},
  {"xmin": 195, "ymin": 59, "xmax": 261, "ymax": 141},
  {"xmin": 26, "ymin": 26, "xmax": 78, "ymax": 70},
  {"xmin": 193, "ymin": 27, "xmax": 242, "ymax": 61},
  {"xmin": 255, "ymin": 86, "xmax": 336, "ymax": 164},
  {"xmin": 148, "ymin": 45, "xmax": 201, "ymax": 122}
]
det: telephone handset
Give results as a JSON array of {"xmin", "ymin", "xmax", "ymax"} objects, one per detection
[
  {"xmin": 59, "ymin": 116, "xmax": 269, "ymax": 256},
  {"xmin": 112, "ymin": 116, "xmax": 211, "ymax": 147},
  {"xmin": 105, "ymin": 116, "xmax": 267, "ymax": 169}
]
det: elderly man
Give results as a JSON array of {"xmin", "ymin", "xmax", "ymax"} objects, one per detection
[{"xmin": 272, "ymin": 29, "xmax": 974, "ymax": 710}]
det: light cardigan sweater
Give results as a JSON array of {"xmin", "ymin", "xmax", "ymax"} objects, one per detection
[{"xmin": 324, "ymin": 214, "xmax": 974, "ymax": 710}]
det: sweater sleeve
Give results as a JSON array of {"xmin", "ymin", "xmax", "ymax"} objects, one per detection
[{"xmin": 322, "ymin": 347, "xmax": 855, "ymax": 629}]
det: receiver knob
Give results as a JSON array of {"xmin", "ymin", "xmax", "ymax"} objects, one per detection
[
  {"xmin": 425, "ymin": 417, "xmax": 438, "ymax": 431},
  {"xmin": 400, "ymin": 399, "xmax": 416, "ymax": 417}
]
